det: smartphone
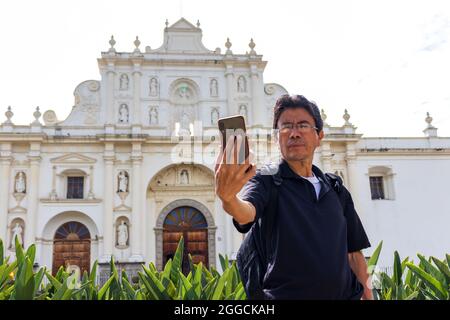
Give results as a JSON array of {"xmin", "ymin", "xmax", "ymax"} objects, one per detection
[{"xmin": 217, "ymin": 115, "xmax": 250, "ymax": 164}]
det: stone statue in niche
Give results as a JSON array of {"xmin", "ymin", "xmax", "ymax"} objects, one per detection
[
  {"xmin": 210, "ymin": 79, "xmax": 218, "ymax": 97},
  {"xmin": 211, "ymin": 108, "xmax": 219, "ymax": 125},
  {"xmin": 14, "ymin": 172, "xmax": 26, "ymax": 193},
  {"xmin": 10, "ymin": 222, "xmax": 23, "ymax": 249},
  {"xmin": 120, "ymin": 74, "xmax": 129, "ymax": 90},
  {"xmin": 239, "ymin": 105, "xmax": 247, "ymax": 118},
  {"xmin": 118, "ymin": 171, "xmax": 129, "ymax": 192},
  {"xmin": 118, "ymin": 104, "xmax": 129, "ymax": 123},
  {"xmin": 180, "ymin": 169, "xmax": 189, "ymax": 185},
  {"xmin": 149, "ymin": 78, "xmax": 158, "ymax": 96},
  {"xmin": 179, "ymin": 112, "xmax": 191, "ymax": 134},
  {"xmin": 237, "ymin": 76, "xmax": 246, "ymax": 93},
  {"xmin": 149, "ymin": 107, "xmax": 158, "ymax": 125},
  {"xmin": 117, "ymin": 220, "xmax": 129, "ymax": 247}
]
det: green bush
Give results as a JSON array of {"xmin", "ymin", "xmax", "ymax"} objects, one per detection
[
  {"xmin": 0, "ymin": 236, "xmax": 245, "ymax": 300},
  {"xmin": 368, "ymin": 241, "xmax": 450, "ymax": 300},
  {"xmin": 0, "ymin": 237, "xmax": 448, "ymax": 300}
]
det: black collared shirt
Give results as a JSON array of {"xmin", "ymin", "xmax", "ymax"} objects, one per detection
[{"xmin": 234, "ymin": 159, "xmax": 371, "ymax": 300}]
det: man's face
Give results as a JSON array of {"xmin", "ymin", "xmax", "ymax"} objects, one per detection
[{"xmin": 276, "ymin": 108, "xmax": 324, "ymax": 162}]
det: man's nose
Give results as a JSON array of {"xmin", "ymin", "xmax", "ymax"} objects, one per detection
[{"xmin": 289, "ymin": 128, "xmax": 303, "ymax": 138}]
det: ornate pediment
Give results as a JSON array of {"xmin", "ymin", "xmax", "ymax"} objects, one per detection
[
  {"xmin": 50, "ymin": 153, "xmax": 97, "ymax": 164},
  {"xmin": 169, "ymin": 18, "xmax": 198, "ymax": 30},
  {"xmin": 153, "ymin": 18, "xmax": 212, "ymax": 53}
]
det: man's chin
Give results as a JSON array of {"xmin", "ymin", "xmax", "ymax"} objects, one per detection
[{"xmin": 284, "ymin": 153, "xmax": 308, "ymax": 161}]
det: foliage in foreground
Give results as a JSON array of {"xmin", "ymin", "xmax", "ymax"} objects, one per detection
[
  {"xmin": 0, "ymin": 238, "xmax": 448, "ymax": 300},
  {"xmin": 0, "ymin": 237, "xmax": 245, "ymax": 300}
]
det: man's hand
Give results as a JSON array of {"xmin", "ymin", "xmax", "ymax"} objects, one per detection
[
  {"xmin": 348, "ymin": 251, "xmax": 374, "ymax": 300},
  {"xmin": 215, "ymin": 134, "xmax": 257, "ymax": 224}
]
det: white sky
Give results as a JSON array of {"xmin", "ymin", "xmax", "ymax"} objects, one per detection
[{"xmin": 0, "ymin": 0, "xmax": 449, "ymax": 137}]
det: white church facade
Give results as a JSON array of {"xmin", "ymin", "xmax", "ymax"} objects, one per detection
[{"xmin": 0, "ymin": 18, "xmax": 449, "ymax": 279}]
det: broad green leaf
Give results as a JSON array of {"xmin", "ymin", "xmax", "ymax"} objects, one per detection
[
  {"xmin": 142, "ymin": 265, "xmax": 170, "ymax": 300},
  {"xmin": 0, "ymin": 239, "xmax": 3, "ymax": 265},
  {"xmin": 121, "ymin": 275, "xmax": 136, "ymax": 300},
  {"xmin": 170, "ymin": 237, "xmax": 184, "ymax": 285},
  {"xmin": 138, "ymin": 272, "xmax": 159, "ymax": 300},
  {"xmin": 14, "ymin": 257, "xmax": 35, "ymax": 300},
  {"xmin": 192, "ymin": 262, "xmax": 203, "ymax": 298},
  {"xmin": 202, "ymin": 277, "xmax": 218, "ymax": 299},
  {"xmin": 393, "ymin": 251, "xmax": 402, "ymax": 286},
  {"xmin": 417, "ymin": 254, "xmax": 446, "ymax": 285},
  {"xmin": 178, "ymin": 271, "xmax": 196, "ymax": 300},
  {"xmin": 367, "ymin": 241, "xmax": 383, "ymax": 274},
  {"xmin": 33, "ymin": 267, "xmax": 45, "ymax": 298},
  {"xmin": 98, "ymin": 275, "xmax": 115, "ymax": 300},
  {"xmin": 89, "ymin": 260, "xmax": 98, "ymax": 284},
  {"xmin": 406, "ymin": 262, "xmax": 448, "ymax": 300},
  {"xmin": 404, "ymin": 291, "xmax": 419, "ymax": 300},
  {"xmin": 162, "ymin": 259, "xmax": 172, "ymax": 281},
  {"xmin": 26, "ymin": 244, "xmax": 36, "ymax": 265},
  {"xmin": 14, "ymin": 236, "xmax": 25, "ymax": 265},
  {"xmin": 51, "ymin": 277, "xmax": 73, "ymax": 300},
  {"xmin": 45, "ymin": 270, "xmax": 62, "ymax": 291},
  {"xmin": 401, "ymin": 257, "xmax": 409, "ymax": 274},
  {"xmin": 405, "ymin": 268, "xmax": 413, "ymax": 287},
  {"xmin": 234, "ymin": 284, "xmax": 246, "ymax": 300},
  {"xmin": 431, "ymin": 257, "xmax": 450, "ymax": 285},
  {"xmin": 212, "ymin": 268, "xmax": 229, "ymax": 300},
  {"xmin": 219, "ymin": 254, "xmax": 227, "ymax": 273}
]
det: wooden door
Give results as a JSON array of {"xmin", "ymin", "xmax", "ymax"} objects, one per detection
[
  {"xmin": 52, "ymin": 221, "xmax": 91, "ymax": 275},
  {"xmin": 162, "ymin": 206, "xmax": 208, "ymax": 274},
  {"xmin": 52, "ymin": 240, "xmax": 90, "ymax": 275}
]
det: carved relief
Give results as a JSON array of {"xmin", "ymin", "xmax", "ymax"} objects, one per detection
[
  {"xmin": 120, "ymin": 74, "xmax": 129, "ymax": 90},
  {"xmin": 118, "ymin": 104, "xmax": 129, "ymax": 123},
  {"xmin": 149, "ymin": 77, "xmax": 159, "ymax": 96},
  {"xmin": 73, "ymin": 80, "xmax": 101, "ymax": 125},
  {"xmin": 210, "ymin": 79, "xmax": 218, "ymax": 97},
  {"xmin": 237, "ymin": 76, "xmax": 247, "ymax": 93},
  {"xmin": 115, "ymin": 217, "xmax": 130, "ymax": 248},
  {"xmin": 149, "ymin": 107, "xmax": 159, "ymax": 125},
  {"xmin": 9, "ymin": 219, "xmax": 25, "ymax": 250}
]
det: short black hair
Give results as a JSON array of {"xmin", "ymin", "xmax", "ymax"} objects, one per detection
[{"xmin": 273, "ymin": 94, "xmax": 323, "ymax": 133}]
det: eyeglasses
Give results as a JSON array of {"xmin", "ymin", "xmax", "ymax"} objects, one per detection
[{"xmin": 278, "ymin": 122, "xmax": 318, "ymax": 134}]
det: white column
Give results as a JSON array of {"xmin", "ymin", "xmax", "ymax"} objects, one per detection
[
  {"xmin": 320, "ymin": 142, "xmax": 333, "ymax": 172},
  {"xmin": 132, "ymin": 68, "xmax": 142, "ymax": 125},
  {"xmin": 225, "ymin": 64, "xmax": 236, "ymax": 115},
  {"xmin": 345, "ymin": 142, "xmax": 363, "ymax": 216},
  {"xmin": 251, "ymin": 68, "xmax": 265, "ymax": 127},
  {"xmin": 26, "ymin": 154, "xmax": 41, "ymax": 248},
  {"xmin": 105, "ymin": 64, "xmax": 116, "ymax": 133},
  {"xmin": 88, "ymin": 165, "xmax": 95, "ymax": 200},
  {"xmin": 102, "ymin": 143, "xmax": 115, "ymax": 262},
  {"xmin": 0, "ymin": 151, "xmax": 12, "ymax": 244},
  {"xmin": 130, "ymin": 142, "xmax": 144, "ymax": 261}
]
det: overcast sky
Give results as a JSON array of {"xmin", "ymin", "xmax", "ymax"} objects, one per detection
[{"xmin": 0, "ymin": 0, "xmax": 449, "ymax": 137}]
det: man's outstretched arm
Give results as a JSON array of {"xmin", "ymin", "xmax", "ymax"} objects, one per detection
[{"xmin": 348, "ymin": 251, "xmax": 374, "ymax": 300}]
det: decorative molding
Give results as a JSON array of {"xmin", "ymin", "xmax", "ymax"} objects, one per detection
[
  {"xmin": 50, "ymin": 153, "xmax": 97, "ymax": 164},
  {"xmin": 40, "ymin": 198, "xmax": 102, "ymax": 204},
  {"xmin": 114, "ymin": 204, "xmax": 132, "ymax": 212}
]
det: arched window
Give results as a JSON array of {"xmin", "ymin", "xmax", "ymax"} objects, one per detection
[
  {"xmin": 163, "ymin": 206, "xmax": 207, "ymax": 230},
  {"xmin": 54, "ymin": 221, "xmax": 91, "ymax": 240}
]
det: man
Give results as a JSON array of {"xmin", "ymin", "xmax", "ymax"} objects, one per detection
[{"xmin": 215, "ymin": 94, "xmax": 373, "ymax": 300}]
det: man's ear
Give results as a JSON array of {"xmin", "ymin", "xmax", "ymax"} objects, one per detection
[{"xmin": 317, "ymin": 130, "xmax": 324, "ymax": 146}]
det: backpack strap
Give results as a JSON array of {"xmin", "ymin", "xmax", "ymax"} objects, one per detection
[
  {"xmin": 259, "ymin": 163, "xmax": 282, "ymax": 265},
  {"xmin": 324, "ymin": 172, "xmax": 346, "ymax": 210}
]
